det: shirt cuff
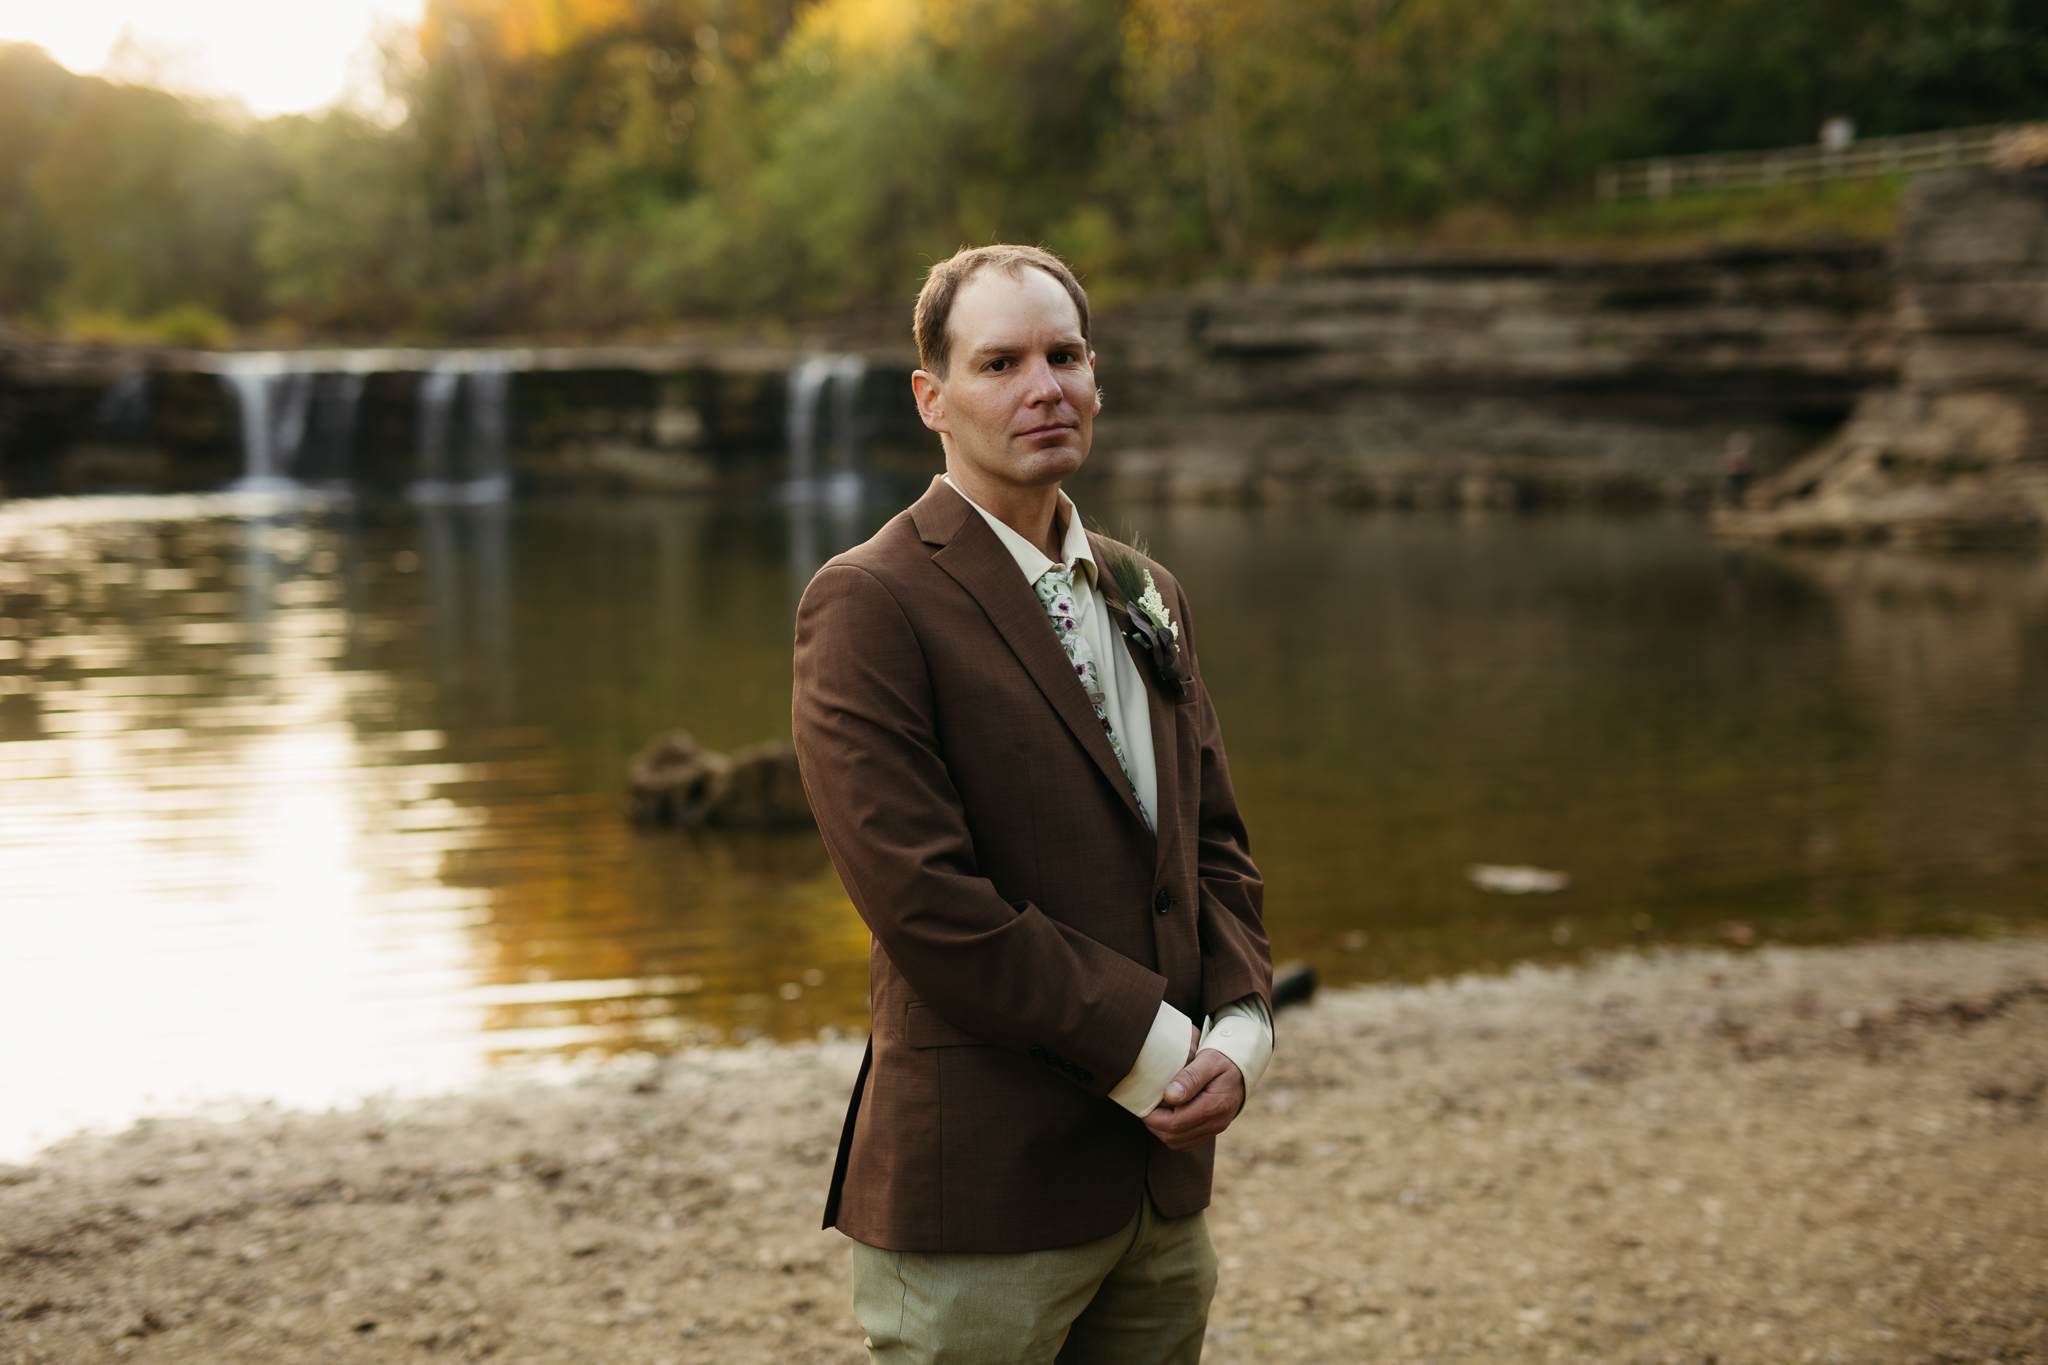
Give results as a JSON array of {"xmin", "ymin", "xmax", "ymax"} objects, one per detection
[
  {"xmin": 1107, "ymin": 1001, "xmax": 1196, "ymax": 1118},
  {"xmin": 1198, "ymin": 993, "xmax": 1273, "ymax": 1095}
]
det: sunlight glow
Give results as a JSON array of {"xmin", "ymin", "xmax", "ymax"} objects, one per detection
[{"xmin": 0, "ymin": 0, "xmax": 424, "ymax": 116}]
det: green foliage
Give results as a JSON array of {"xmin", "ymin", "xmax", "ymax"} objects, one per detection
[
  {"xmin": 147, "ymin": 304, "xmax": 236, "ymax": 347},
  {"xmin": 1, "ymin": 0, "xmax": 2045, "ymax": 338},
  {"xmin": 1526, "ymin": 178, "xmax": 1911, "ymax": 256},
  {"xmin": 56, "ymin": 303, "xmax": 234, "ymax": 347},
  {"xmin": 257, "ymin": 112, "xmax": 438, "ymax": 334},
  {"xmin": 0, "ymin": 43, "xmax": 279, "ymax": 329}
]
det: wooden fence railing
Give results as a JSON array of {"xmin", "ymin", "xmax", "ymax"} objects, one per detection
[{"xmin": 1596, "ymin": 124, "xmax": 2046, "ymax": 201}]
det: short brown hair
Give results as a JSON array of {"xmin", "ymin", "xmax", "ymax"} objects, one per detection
[{"xmin": 913, "ymin": 245, "xmax": 1091, "ymax": 377}]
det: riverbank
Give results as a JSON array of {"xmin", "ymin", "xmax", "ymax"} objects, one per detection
[{"xmin": 4, "ymin": 935, "xmax": 2044, "ymax": 1364}]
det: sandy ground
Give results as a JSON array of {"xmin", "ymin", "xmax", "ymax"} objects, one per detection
[{"xmin": 4, "ymin": 936, "xmax": 2045, "ymax": 1365}]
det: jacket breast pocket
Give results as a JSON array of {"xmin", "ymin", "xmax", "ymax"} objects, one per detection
[{"xmin": 905, "ymin": 1001, "xmax": 986, "ymax": 1049}]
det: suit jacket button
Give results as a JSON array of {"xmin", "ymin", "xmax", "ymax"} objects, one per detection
[
  {"xmin": 1154, "ymin": 889, "xmax": 1175, "ymax": 914},
  {"xmin": 1029, "ymin": 1046, "xmax": 1052, "ymax": 1063}
]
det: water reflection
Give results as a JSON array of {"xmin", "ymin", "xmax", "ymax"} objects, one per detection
[
  {"xmin": 783, "ymin": 483, "xmax": 871, "ymax": 597},
  {"xmin": 1152, "ymin": 510, "xmax": 2046, "ymax": 985},
  {"xmin": 1, "ymin": 501, "xmax": 480, "ymax": 1157},
  {"xmin": 1, "ymin": 492, "xmax": 2042, "ymax": 1159},
  {"xmin": 0, "ymin": 493, "xmax": 873, "ymax": 1159},
  {"xmin": 1774, "ymin": 547, "xmax": 2048, "ymax": 888},
  {"xmin": 416, "ymin": 501, "xmax": 513, "ymax": 711}
]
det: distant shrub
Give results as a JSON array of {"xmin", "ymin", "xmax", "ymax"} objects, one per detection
[
  {"xmin": 53, "ymin": 305, "xmax": 232, "ymax": 348},
  {"xmin": 146, "ymin": 304, "xmax": 234, "ymax": 348}
]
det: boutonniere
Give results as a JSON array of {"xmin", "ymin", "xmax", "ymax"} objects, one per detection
[{"xmin": 1098, "ymin": 539, "xmax": 1193, "ymax": 701}]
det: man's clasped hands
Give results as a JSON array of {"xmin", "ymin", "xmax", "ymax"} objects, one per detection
[{"xmin": 1142, "ymin": 1025, "xmax": 1246, "ymax": 1152}]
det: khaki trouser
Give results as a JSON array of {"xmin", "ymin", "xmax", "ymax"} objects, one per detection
[{"xmin": 849, "ymin": 1194, "xmax": 1217, "ymax": 1365}]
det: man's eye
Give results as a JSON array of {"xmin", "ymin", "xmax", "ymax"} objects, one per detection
[
  {"xmin": 1050, "ymin": 351, "xmax": 1075, "ymax": 364},
  {"xmin": 988, "ymin": 357, "xmax": 1012, "ymax": 372}
]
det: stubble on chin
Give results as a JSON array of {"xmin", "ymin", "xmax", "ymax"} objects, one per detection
[
  {"xmin": 969, "ymin": 445, "xmax": 1081, "ymax": 494},
  {"xmin": 1017, "ymin": 430, "xmax": 1090, "ymax": 484}
]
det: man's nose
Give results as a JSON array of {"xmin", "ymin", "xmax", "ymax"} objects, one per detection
[{"xmin": 1018, "ymin": 356, "xmax": 1065, "ymax": 405}]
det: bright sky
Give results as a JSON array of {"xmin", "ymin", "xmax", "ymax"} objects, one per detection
[{"xmin": 0, "ymin": 0, "xmax": 424, "ymax": 116}]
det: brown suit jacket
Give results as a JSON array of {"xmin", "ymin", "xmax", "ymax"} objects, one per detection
[{"xmin": 791, "ymin": 476, "xmax": 1270, "ymax": 1253}]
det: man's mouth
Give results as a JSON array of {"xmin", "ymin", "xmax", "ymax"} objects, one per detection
[{"xmin": 1016, "ymin": 423, "xmax": 1075, "ymax": 439}]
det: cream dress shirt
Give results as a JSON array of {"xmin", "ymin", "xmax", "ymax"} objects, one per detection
[{"xmin": 943, "ymin": 476, "xmax": 1273, "ymax": 1117}]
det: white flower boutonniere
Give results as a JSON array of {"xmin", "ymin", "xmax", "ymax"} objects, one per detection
[
  {"xmin": 1098, "ymin": 537, "xmax": 1193, "ymax": 700},
  {"xmin": 1137, "ymin": 572, "xmax": 1180, "ymax": 641}
]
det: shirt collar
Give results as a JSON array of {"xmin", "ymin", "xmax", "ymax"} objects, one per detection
[{"xmin": 942, "ymin": 475, "xmax": 1097, "ymax": 589}]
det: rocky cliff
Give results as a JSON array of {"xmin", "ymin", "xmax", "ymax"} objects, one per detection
[
  {"xmin": 1722, "ymin": 170, "xmax": 2048, "ymax": 544},
  {"xmin": 1090, "ymin": 247, "xmax": 1896, "ymax": 506},
  {"xmin": 0, "ymin": 239, "xmax": 1938, "ymax": 508}
]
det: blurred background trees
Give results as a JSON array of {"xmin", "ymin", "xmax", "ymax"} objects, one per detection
[{"xmin": 2, "ymin": 0, "xmax": 2044, "ymax": 340}]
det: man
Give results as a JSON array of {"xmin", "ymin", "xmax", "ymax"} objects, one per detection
[{"xmin": 791, "ymin": 244, "xmax": 1273, "ymax": 1364}]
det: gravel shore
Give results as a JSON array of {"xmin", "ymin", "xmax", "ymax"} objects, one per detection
[{"xmin": 4, "ymin": 936, "xmax": 2045, "ymax": 1364}]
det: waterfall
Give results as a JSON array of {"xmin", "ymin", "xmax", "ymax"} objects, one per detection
[
  {"xmin": 270, "ymin": 371, "xmax": 318, "ymax": 473},
  {"xmin": 784, "ymin": 355, "xmax": 833, "ymax": 490},
  {"xmin": 408, "ymin": 352, "xmax": 515, "ymax": 506},
  {"xmin": 222, "ymin": 356, "xmax": 282, "ymax": 490},
  {"xmin": 220, "ymin": 353, "xmax": 367, "ymax": 491},
  {"xmin": 218, "ymin": 349, "xmax": 510, "ymax": 499},
  {"xmin": 413, "ymin": 368, "xmax": 462, "ymax": 487},
  {"xmin": 784, "ymin": 353, "xmax": 867, "ymax": 504}
]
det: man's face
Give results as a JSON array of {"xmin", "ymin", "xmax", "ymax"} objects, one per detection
[{"xmin": 913, "ymin": 266, "xmax": 1099, "ymax": 496}]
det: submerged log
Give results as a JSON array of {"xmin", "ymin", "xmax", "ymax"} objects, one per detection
[
  {"xmin": 626, "ymin": 729, "xmax": 813, "ymax": 829},
  {"xmin": 626, "ymin": 729, "xmax": 729, "ymax": 825},
  {"xmin": 706, "ymin": 742, "xmax": 813, "ymax": 828}
]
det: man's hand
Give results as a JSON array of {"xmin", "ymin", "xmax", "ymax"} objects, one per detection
[{"xmin": 1142, "ymin": 1048, "xmax": 1245, "ymax": 1151}]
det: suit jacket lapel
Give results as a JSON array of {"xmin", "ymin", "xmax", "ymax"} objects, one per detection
[
  {"xmin": 916, "ymin": 481, "xmax": 1154, "ymax": 838},
  {"xmin": 1088, "ymin": 530, "xmax": 1185, "ymax": 875},
  {"xmin": 1141, "ymin": 642, "xmax": 1182, "ymax": 876}
]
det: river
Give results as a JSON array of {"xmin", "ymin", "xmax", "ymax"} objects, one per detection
[{"xmin": 1, "ymin": 488, "xmax": 2043, "ymax": 1158}]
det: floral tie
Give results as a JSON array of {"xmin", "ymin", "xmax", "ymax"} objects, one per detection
[{"xmin": 1033, "ymin": 565, "xmax": 1149, "ymax": 825}]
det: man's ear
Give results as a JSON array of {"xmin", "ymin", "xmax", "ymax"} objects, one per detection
[
  {"xmin": 1088, "ymin": 353, "xmax": 1102, "ymax": 416},
  {"xmin": 911, "ymin": 370, "xmax": 948, "ymax": 434}
]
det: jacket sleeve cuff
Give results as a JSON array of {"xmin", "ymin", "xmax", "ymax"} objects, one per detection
[
  {"xmin": 1107, "ymin": 1001, "xmax": 1195, "ymax": 1118},
  {"xmin": 1199, "ymin": 993, "xmax": 1273, "ymax": 1095}
]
